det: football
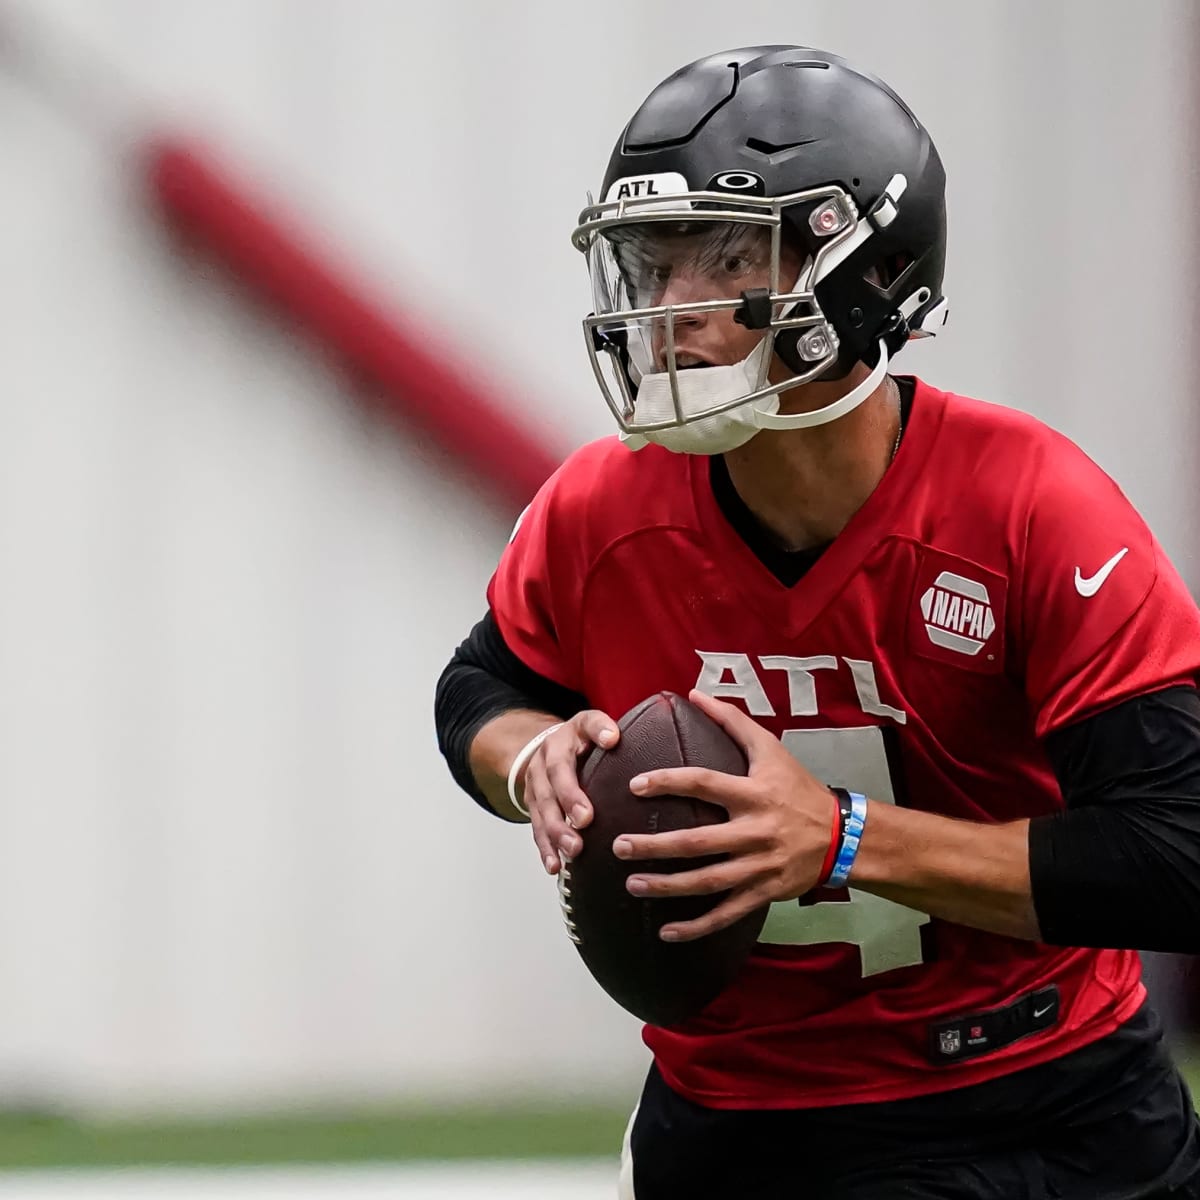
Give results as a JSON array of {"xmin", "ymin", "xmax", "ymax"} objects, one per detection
[{"xmin": 560, "ymin": 691, "xmax": 767, "ymax": 1026}]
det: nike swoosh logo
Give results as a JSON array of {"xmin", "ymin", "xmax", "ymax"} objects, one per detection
[
  {"xmin": 1033, "ymin": 1004, "xmax": 1054, "ymax": 1019},
  {"xmin": 1074, "ymin": 547, "xmax": 1129, "ymax": 598}
]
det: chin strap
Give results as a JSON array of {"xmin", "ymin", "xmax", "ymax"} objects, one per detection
[{"xmin": 751, "ymin": 341, "xmax": 890, "ymax": 430}]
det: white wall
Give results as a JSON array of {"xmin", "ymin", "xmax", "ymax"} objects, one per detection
[{"xmin": 0, "ymin": 0, "xmax": 1194, "ymax": 1114}]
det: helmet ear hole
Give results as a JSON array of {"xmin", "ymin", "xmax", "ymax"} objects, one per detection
[{"xmin": 864, "ymin": 251, "xmax": 914, "ymax": 296}]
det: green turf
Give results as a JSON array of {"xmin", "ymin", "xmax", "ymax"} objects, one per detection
[
  {"xmin": 0, "ymin": 1056, "xmax": 1192, "ymax": 1169},
  {"xmin": 0, "ymin": 1102, "xmax": 630, "ymax": 1169}
]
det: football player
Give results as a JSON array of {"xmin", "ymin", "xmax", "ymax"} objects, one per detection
[{"xmin": 435, "ymin": 45, "xmax": 1200, "ymax": 1199}]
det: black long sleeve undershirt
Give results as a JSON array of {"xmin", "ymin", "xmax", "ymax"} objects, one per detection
[
  {"xmin": 1032, "ymin": 684, "xmax": 1200, "ymax": 952},
  {"xmin": 433, "ymin": 612, "xmax": 588, "ymax": 813},
  {"xmin": 434, "ymin": 612, "xmax": 1200, "ymax": 952}
]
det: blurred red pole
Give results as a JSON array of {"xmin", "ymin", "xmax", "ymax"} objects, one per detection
[{"xmin": 145, "ymin": 137, "xmax": 564, "ymax": 513}]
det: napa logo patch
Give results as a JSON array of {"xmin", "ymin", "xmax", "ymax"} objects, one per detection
[
  {"xmin": 908, "ymin": 552, "xmax": 1006, "ymax": 674},
  {"xmin": 920, "ymin": 571, "xmax": 996, "ymax": 656}
]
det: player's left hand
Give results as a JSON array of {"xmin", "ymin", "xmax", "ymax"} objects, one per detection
[{"xmin": 612, "ymin": 689, "xmax": 838, "ymax": 942}]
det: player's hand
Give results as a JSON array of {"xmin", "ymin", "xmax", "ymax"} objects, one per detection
[
  {"xmin": 612, "ymin": 689, "xmax": 836, "ymax": 941},
  {"xmin": 521, "ymin": 711, "xmax": 620, "ymax": 876}
]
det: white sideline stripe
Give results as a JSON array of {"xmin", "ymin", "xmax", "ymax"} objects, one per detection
[{"xmin": 0, "ymin": 1162, "xmax": 617, "ymax": 1199}]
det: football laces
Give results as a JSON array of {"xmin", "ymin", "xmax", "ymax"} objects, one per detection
[{"xmin": 557, "ymin": 855, "xmax": 582, "ymax": 945}]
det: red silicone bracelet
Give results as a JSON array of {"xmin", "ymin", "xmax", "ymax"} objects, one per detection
[{"xmin": 818, "ymin": 791, "xmax": 842, "ymax": 885}]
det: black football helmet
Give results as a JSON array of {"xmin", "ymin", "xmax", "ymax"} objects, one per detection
[{"xmin": 572, "ymin": 46, "xmax": 948, "ymax": 445}]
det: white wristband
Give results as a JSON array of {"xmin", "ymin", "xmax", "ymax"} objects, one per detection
[{"xmin": 506, "ymin": 723, "xmax": 565, "ymax": 817}]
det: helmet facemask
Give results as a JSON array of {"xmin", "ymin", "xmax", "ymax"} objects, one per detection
[{"xmin": 573, "ymin": 178, "xmax": 908, "ymax": 453}]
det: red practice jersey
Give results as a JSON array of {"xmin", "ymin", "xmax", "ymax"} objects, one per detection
[{"xmin": 487, "ymin": 378, "xmax": 1200, "ymax": 1109}]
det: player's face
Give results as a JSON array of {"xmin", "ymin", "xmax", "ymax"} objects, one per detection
[{"xmin": 612, "ymin": 223, "xmax": 804, "ymax": 373}]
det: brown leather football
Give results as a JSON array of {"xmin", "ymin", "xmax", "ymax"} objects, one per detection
[{"xmin": 560, "ymin": 691, "xmax": 767, "ymax": 1027}]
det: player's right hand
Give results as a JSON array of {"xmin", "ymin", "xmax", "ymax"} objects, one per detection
[{"xmin": 520, "ymin": 711, "xmax": 619, "ymax": 875}]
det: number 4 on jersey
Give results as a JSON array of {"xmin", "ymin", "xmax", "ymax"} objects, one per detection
[{"xmin": 758, "ymin": 725, "xmax": 930, "ymax": 977}]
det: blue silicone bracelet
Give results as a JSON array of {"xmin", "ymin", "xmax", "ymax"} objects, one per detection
[{"xmin": 826, "ymin": 791, "xmax": 868, "ymax": 888}]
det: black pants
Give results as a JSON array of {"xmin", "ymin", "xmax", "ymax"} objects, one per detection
[{"xmin": 627, "ymin": 1004, "xmax": 1200, "ymax": 1199}]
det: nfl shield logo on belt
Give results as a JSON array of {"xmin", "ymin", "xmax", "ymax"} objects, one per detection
[{"xmin": 939, "ymin": 1028, "xmax": 962, "ymax": 1055}]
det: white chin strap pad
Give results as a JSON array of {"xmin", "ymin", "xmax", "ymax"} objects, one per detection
[{"xmin": 751, "ymin": 342, "xmax": 890, "ymax": 430}]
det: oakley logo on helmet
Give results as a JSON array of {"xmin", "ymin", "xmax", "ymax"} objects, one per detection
[
  {"xmin": 604, "ymin": 171, "xmax": 689, "ymax": 203},
  {"xmin": 709, "ymin": 171, "xmax": 765, "ymax": 194},
  {"xmin": 920, "ymin": 571, "xmax": 997, "ymax": 657}
]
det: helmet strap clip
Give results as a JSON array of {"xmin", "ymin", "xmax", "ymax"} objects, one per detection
[{"xmin": 733, "ymin": 288, "xmax": 773, "ymax": 331}]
